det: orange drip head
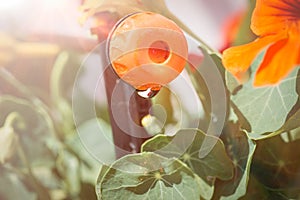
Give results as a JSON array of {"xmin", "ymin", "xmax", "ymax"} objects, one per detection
[{"xmin": 108, "ymin": 12, "xmax": 188, "ymax": 92}]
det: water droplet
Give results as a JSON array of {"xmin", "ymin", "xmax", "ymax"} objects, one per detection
[
  {"xmin": 136, "ymin": 87, "xmax": 161, "ymax": 98},
  {"xmin": 206, "ymin": 176, "xmax": 214, "ymax": 182},
  {"xmin": 141, "ymin": 114, "xmax": 164, "ymax": 135},
  {"xmin": 129, "ymin": 142, "xmax": 137, "ymax": 153}
]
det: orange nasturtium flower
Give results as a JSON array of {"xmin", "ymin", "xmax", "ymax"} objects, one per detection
[{"xmin": 222, "ymin": 0, "xmax": 300, "ymax": 86}]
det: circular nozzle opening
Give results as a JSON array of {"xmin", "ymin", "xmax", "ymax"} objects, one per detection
[{"xmin": 148, "ymin": 40, "xmax": 170, "ymax": 64}]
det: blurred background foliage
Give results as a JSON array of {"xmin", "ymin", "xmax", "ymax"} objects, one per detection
[{"xmin": 0, "ymin": 1, "xmax": 101, "ymax": 199}]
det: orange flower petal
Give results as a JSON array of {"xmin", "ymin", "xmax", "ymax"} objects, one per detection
[
  {"xmin": 222, "ymin": 33, "xmax": 285, "ymax": 82},
  {"xmin": 251, "ymin": 0, "xmax": 299, "ymax": 36},
  {"xmin": 298, "ymin": 45, "xmax": 300, "ymax": 65},
  {"xmin": 254, "ymin": 36, "xmax": 300, "ymax": 86}
]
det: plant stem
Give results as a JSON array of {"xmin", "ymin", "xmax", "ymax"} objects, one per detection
[
  {"xmin": 103, "ymin": 63, "xmax": 152, "ymax": 158},
  {"xmin": 16, "ymin": 138, "xmax": 51, "ymax": 200}
]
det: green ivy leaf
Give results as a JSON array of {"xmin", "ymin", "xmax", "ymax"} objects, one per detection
[
  {"xmin": 96, "ymin": 152, "xmax": 202, "ymax": 200},
  {"xmin": 227, "ymin": 53, "xmax": 300, "ymax": 140},
  {"xmin": 141, "ymin": 129, "xmax": 233, "ymax": 182}
]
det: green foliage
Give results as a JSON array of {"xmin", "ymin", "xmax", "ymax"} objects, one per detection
[
  {"xmin": 93, "ymin": 40, "xmax": 300, "ymax": 200},
  {"xmin": 96, "ymin": 152, "xmax": 203, "ymax": 200},
  {"xmin": 251, "ymin": 135, "xmax": 300, "ymax": 199},
  {"xmin": 141, "ymin": 129, "xmax": 234, "ymax": 182},
  {"xmin": 0, "ymin": 96, "xmax": 56, "ymax": 167},
  {"xmin": 0, "ymin": 50, "xmax": 101, "ymax": 199},
  {"xmin": 141, "ymin": 129, "xmax": 235, "ymax": 199},
  {"xmin": 227, "ymin": 53, "xmax": 300, "ymax": 140},
  {"xmin": 213, "ymin": 123, "xmax": 256, "ymax": 199},
  {"xmin": 0, "ymin": 168, "xmax": 37, "ymax": 200}
]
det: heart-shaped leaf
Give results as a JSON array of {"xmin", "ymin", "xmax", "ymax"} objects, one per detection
[
  {"xmin": 227, "ymin": 53, "xmax": 300, "ymax": 140},
  {"xmin": 141, "ymin": 129, "xmax": 234, "ymax": 182},
  {"xmin": 96, "ymin": 152, "xmax": 202, "ymax": 200},
  {"xmin": 251, "ymin": 135, "xmax": 300, "ymax": 198},
  {"xmin": 213, "ymin": 122, "xmax": 256, "ymax": 200},
  {"xmin": 220, "ymin": 134, "xmax": 256, "ymax": 200}
]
